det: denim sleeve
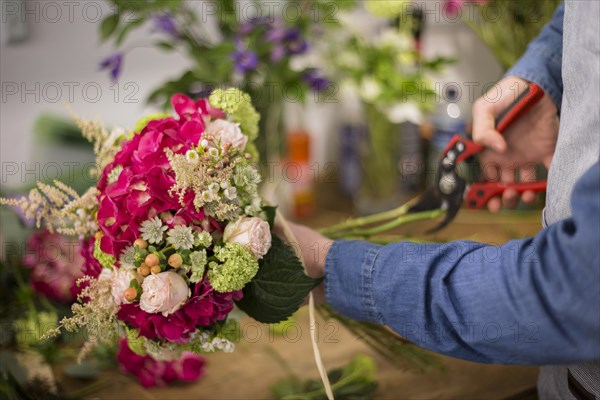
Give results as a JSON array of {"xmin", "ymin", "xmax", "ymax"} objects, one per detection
[
  {"xmin": 506, "ymin": 3, "xmax": 564, "ymax": 110},
  {"xmin": 325, "ymin": 159, "xmax": 600, "ymax": 365}
]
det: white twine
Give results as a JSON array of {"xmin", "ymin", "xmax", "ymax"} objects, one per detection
[{"xmin": 276, "ymin": 209, "xmax": 334, "ymax": 400}]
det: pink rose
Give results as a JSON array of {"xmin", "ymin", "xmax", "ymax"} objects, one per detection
[
  {"xmin": 206, "ymin": 120, "xmax": 248, "ymax": 151},
  {"xmin": 223, "ymin": 217, "xmax": 272, "ymax": 259},
  {"xmin": 111, "ymin": 268, "xmax": 142, "ymax": 305},
  {"xmin": 140, "ymin": 271, "xmax": 190, "ymax": 316}
]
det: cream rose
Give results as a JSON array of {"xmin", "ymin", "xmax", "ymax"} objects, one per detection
[
  {"xmin": 111, "ymin": 268, "xmax": 142, "ymax": 305},
  {"xmin": 206, "ymin": 119, "xmax": 248, "ymax": 151},
  {"xmin": 223, "ymin": 217, "xmax": 272, "ymax": 259},
  {"xmin": 140, "ymin": 271, "xmax": 190, "ymax": 316}
]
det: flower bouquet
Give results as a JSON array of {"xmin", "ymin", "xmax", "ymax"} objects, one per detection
[{"xmin": 1, "ymin": 88, "xmax": 321, "ymax": 364}]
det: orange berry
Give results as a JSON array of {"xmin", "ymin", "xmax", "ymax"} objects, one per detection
[
  {"xmin": 138, "ymin": 264, "xmax": 150, "ymax": 277},
  {"xmin": 168, "ymin": 253, "xmax": 183, "ymax": 269},
  {"xmin": 145, "ymin": 254, "xmax": 159, "ymax": 267},
  {"xmin": 151, "ymin": 265, "xmax": 162, "ymax": 275},
  {"xmin": 124, "ymin": 287, "xmax": 137, "ymax": 302},
  {"xmin": 134, "ymin": 238, "xmax": 148, "ymax": 249}
]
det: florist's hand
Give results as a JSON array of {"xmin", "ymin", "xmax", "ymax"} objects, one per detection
[
  {"xmin": 274, "ymin": 220, "xmax": 332, "ymax": 304},
  {"xmin": 472, "ymin": 76, "xmax": 559, "ymax": 212}
]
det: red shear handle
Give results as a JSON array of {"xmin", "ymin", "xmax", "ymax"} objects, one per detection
[
  {"xmin": 465, "ymin": 180, "xmax": 547, "ymax": 209},
  {"xmin": 444, "ymin": 82, "xmax": 544, "ymax": 164},
  {"xmin": 496, "ymin": 82, "xmax": 544, "ymax": 133}
]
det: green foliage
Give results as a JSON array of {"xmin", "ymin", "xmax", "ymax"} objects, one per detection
[
  {"xmin": 235, "ymin": 236, "xmax": 322, "ymax": 323},
  {"xmin": 263, "ymin": 205, "xmax": 277, "ymax": 229},
  {"xmin": 93, "ymin": 239, "xmax": 115, "ymax": 268},
  {"xmin": 463, "ymin": 0, "xmax": 562, "ymax": 69},
  {"xmin": 272, "ymin": 355, "xmax": 378, "ymax": 400}
]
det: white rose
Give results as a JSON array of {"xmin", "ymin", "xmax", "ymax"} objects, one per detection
[
  {"xmin": 223, "ymin": 217, "xmax": 272, "ymax": 259},
  {"xmin": 206, "ymin": 119, "xmax": 248, "ymax": 151},
  {"xmin": 140, "ymin": 271, "xmax": 190, "ymax": 316},
  {"xmin": 111, "ymin": 268, "xmax": 142, "ymax": 305}
]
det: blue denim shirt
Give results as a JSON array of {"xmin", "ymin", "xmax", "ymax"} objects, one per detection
[
  {"xmin": 507, "ymin": 3, "xmax": 564, "ymax": 110},
  {"xmin": 325, "ymin": 4, "xmax": 600, "ymax": 365}
]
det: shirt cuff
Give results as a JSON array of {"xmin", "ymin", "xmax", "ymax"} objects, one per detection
[
  {"xmin": 324, "ymin": 240, "xmax": 384, "ymax": 324},
  {"xmin": 505, "ymin": 44, "xmax": 563, "ymax": 111}
]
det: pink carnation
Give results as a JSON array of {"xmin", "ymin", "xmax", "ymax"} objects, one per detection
[
  {"xmin": 117, "ymin": 278, "xmax": 242, "ymax": 342},
  {"xmin": 96, "ymin": 94, "xmax": 224, "ymax": 257},
  {"xmin": 22, "ymin": 230, "xmax": 84, "ymax": 303},
  {"xmin": 117, "ymin": 338, "xmax": 205, "ymax": 387}
]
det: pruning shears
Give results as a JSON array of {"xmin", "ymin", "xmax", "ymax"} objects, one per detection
[{"xmin": 409, "ymin": 82, "xmax": 547, "ymax": 232}]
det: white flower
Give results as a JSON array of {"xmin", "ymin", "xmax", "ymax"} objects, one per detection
[
  {"xmin": 223, "ymin": 217, "xmax": 272, "ymax": 259},
  {"xmin": 385, "ymin": 102, "xmax": 423, "ymax": 124},
  {"xmin": 140, "ymin": 271, "xmax": 190, "ymax": 316},
  {"xmin": 208, "ymin": 147, "xmax": 220, "ymax": 159},
  {"xmin": 200, "ymin": 139, "xmax": 209, "ymax": 148},
  {"xmin": 111, "ymin": 268, "xmax": 142, "ymax": 305},
  {"xmin": 186, "ymin": 149, "xmax": 200, "ymax": 164},
  {"xmin": 194, "ymin": 231, "xmax": 212, "ymax": 247},
  {"xmin": 119, "ymin": 246, "xmax": 136, "ymax": 269},
  {"xmin": 223, "ymin": 187, "xmax": 237, "ymax": 200},
  {"xmin": 208, "ymin": 182, "xmax": 220, "ymax": 193},
  {"xmin": 98, "ymin": 267, "xmax": 113, "ymax": 282},
  {"xmin": 206, "ymin": 119, "xmax": 248, "ymax": 151},
  {"xmin": 201, "ymin": 190, "xmax": 214, "ymax": 203},
  {"xmin": 166, "ymin": 225, "xmax": 194, "ymax": 250},
  {"xmin": 140, "ymin": 216, "xmax": 168, "ymax": 244},
  {"xmin": 361, "ymin": 77, "xmax": 382, "ymax": 102}
]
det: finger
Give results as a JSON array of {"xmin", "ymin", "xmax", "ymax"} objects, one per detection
[
  {"xmin": 502, "ymin": 188, "xmax": 519, "ymax": 209},
  {"xmin": 472, "ymin": 108, "xmax": 508, "ymax": 153},
  {"xmin": 521, "ymin": 190, "xmax": 536, "ymax": 204},
  {"xmin": 487, "ymin": 197, "xmax": 502, "ymax": 213}
]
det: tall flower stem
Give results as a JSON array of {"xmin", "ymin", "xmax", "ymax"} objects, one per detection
[
  {"xmin": 319, "ymin": 199, "xmax": 418, "ymax": 236},
  {"xmin": 329, "ymin": 209, "xmax": 443, "ymax": 239}
]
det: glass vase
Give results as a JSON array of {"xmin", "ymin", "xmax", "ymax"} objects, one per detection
[{"xmin": 354, "ymin": 105, "xmax": 403, "ymax": 215}]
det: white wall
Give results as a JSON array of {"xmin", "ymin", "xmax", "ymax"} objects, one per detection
[
  {"xmin": 0, "ymin": 0, "xmax": 503, "ymax": 188},
  {"xmin": 1, "ymin": 0, "xmax": 192, "ymax": 188}
]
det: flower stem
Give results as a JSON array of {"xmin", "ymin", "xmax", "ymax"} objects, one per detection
[
  {"xmin": 319, "ymin": 197, "xmax": 420, "ymax": 236},
  {"xmin": 338, "ymin": 209, "xmax": 443, "ymax": 239}
]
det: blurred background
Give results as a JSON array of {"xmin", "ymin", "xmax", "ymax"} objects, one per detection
[{"xmin": 1, "ymin": 0, "xmax": 560, "ymax": 398}]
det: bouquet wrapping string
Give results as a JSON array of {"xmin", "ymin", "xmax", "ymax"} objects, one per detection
[{"xmin": 0, "ymin": 88, "xmax": 323, "ymax": 378}]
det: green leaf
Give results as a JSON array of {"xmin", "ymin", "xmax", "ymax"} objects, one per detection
[
  {"xmin": 156, "ymin": 41, "xmax": 176, "ymax": 52},
  {"xmin": 115, "ymin": 18, "xmax": 144, "ymax": 46},
  {"xmin": 263, "ymin": 206, "xmax": 277, "ymax": 229},
  {"xmin": 100, "ymin": 14, "xmax": 119, "ymax": 42},
  {"xmin": 236, "ymin": 236, "xmax": 322, "ymax": 323}
]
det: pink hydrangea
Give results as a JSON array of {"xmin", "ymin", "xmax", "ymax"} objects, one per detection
[
  {"xmin": 22, "ymin": 230, "xmax": 84, "ymax": 303},
  {"xmin": 117, "ymin": 278, "xmax": 242, "ymax": 342},
  {"xmin": 79, "ymin": 237, "xmax": 102, "ymax": 278},
  {"xmin": 96, "ymin": 94, "xmax": 223, "ymax": 257},
  {"xmin": 117, "ymin": 338, "xmax": 205, "ymax": 387}
]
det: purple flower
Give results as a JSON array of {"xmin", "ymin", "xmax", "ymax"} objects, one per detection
[
  {"xmin": 283, "ymin": 28, "xmax": 308, "ymax": 55},
  {"xmin": 304, "ymin": 69, "xmax": 329, "ymax": 91},
  {"xmin": 99, "ymin": 52, "xmax": 123, "ymax": 81},
  {"xmin": 238, "ymin": 16, "xmax": 270, "ymax": 35},
  {"xmin": 270, "ymin": 45, "xmax": 286, "ymax": 62},
  {"xmin": 152, "ymin": 13, "xmax": 178, "ymax": 38},
  {"xmin": 231, "ymin": 49, "xmax": 258, "ymax": 73},
  {"xmin": 265, "ymin": 21, "xmax": 286, "ymax": 43}
]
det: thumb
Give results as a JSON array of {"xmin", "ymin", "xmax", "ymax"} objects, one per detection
[{"xmin": 472, "ymin": 102, "xmax": 508, "ymax": 153}]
